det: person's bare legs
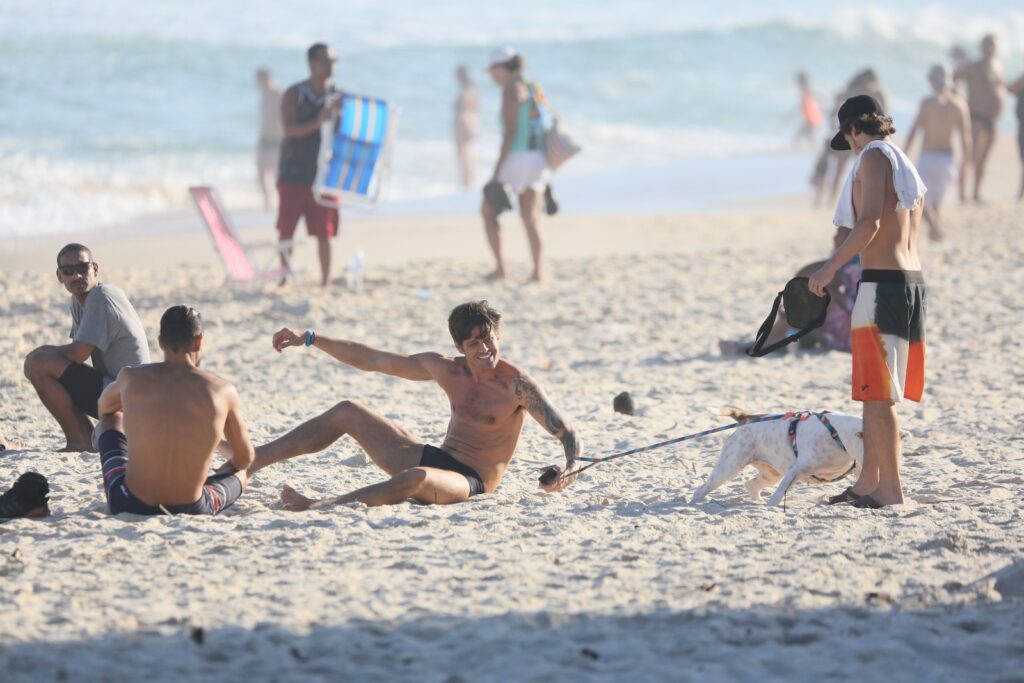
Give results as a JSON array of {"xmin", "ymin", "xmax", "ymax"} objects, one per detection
[
  {"xmin": 257, "ymin": 165, "xmax": 271, "ymax": 211},
  {"xmin": 457, "ymin": 141, "xmax": 474, "ymax": 188},
  {"xmin": 853, "ymin": 400, "xmax": 903, "ymax": 505},
  {"xmin": 23, "ymin": 348, "xmax": 94, "ymax": 452},
  {"xmin": 252, "ymin": 399, "xmax": 424, "ymax": 476},
  {"xmin": 922, "ymin": 204, "xmax": 944, "ymax": 242},
  {"xmin": 972, "ymin": 125, "xmax": 994, "ymax": 202},
  {"xmin": 519, "ymin": 187, "xmax": 543, "ymax": 281},
  {"xmin": 316, "ymin": 236, "xmax": 331, "ymax": 287},
  {"xmin": 280, "ymin": 466, "xmax": 471, "ymax": 510},
  {"xmin": 278, "ymin": 236, "xmax": 293, "ymax": 287},
  {"xmin": 481, "ymin": 199, "xmax": 506, "ymax": 280}
]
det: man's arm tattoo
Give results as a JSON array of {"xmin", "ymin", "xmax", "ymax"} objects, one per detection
[{"xmin": 514, "ymin": 377, "xmax": 580, "ymax": 457}]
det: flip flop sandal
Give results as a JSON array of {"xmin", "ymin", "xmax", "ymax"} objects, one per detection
[
  {"xmin": 826, "ymin": 486, "xmax": 860, "ymax": 505},
  {"xmin": 851, "ymin": 495, "xmax": 884, "ymax": 510},
  {"xmin": 0, "ymin": 472, "xmax": 51, "ymax": 519}
]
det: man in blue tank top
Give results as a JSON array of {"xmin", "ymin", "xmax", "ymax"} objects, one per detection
[{"xmin": 276, "ymin": 43, "xmax": 342, "ymax": 286}]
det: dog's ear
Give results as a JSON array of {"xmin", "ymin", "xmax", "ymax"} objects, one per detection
[{"xmin": 855, "ymin": 431, "xmax": 863, "ymax": 439}]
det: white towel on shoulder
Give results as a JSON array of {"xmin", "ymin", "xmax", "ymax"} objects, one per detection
[{"xmin": 833, "ymin": 140, "xmax": 927, "ymax": 229}]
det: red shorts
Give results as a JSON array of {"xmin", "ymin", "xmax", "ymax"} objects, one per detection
[{"xmin": 276, "ymin": 182, "xmax": 339, "ymax": 239}]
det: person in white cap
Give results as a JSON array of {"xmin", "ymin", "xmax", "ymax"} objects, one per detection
[{"xmin": 481, "ymin": 47, "xmax": 550, "ymax": 282}]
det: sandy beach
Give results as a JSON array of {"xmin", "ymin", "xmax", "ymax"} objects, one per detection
[{"xmin": 3, "ymin": 147, "xmax": 1024, "ymax": 681}]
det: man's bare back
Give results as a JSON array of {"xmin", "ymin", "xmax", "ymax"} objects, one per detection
[
  {"xmin": 115, "ymin": 364, "xmax": 244, "ymax": 505},
  {"xmin": 96, "ymin": 306, "xmax": 254, "ymax": 514}
]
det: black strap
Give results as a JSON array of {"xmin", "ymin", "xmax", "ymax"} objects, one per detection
[{"xmin": 745, "ymin": 288, "xmax": 831, "ymax": 358}]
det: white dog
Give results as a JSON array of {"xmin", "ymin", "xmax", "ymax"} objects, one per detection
[{"xmin": 690, "ymin": 411, "xmax": 909, "ymax": 507}]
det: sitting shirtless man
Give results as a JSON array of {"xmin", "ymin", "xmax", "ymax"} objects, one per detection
[
  {"xmin": 250, "ymin": 300, "xmax": 582, "ymax": 510},
  {"xmin": 95, "ymin": 306, "xmax": 254, "ymax": 515}
]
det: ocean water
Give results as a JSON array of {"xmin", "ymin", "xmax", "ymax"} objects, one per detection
[{"xmin": 1, "ymin": 0, "xmax": 1022, "ymax": 236}]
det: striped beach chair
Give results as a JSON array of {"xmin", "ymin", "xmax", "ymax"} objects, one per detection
[{"xmin": 314, "ymin": 93, "xmax": 399, "ymax": 205}]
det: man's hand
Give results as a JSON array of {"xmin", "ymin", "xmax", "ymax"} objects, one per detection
[
  {"xmin": 272, "ymin": 328, "xmax": 305, "ymax": 352},
  {"xmin": 807, "ymin": 265, "xmax": 835, "ymax": 298},
  {"xmin": 318, "ymin": 95, "xmax": 341, "ymax": 125},
  {"xmin": 538, "ymin": 458, "xmax": 580, "ymax": 493}
]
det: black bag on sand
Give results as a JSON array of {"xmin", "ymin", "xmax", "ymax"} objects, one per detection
[
  {"xmin": 0, "ymin": 472, "xmax": 50, "ymax": 519},
  {"xmin": 746, "ymin": 276, "xmax": 831, "ymax": 357},
  {"xmin": 483, "ymin": 181, "xmax": 513, "ymax": 214}
]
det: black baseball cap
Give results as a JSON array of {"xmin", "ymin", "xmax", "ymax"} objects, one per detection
[{"xmin": 830, "ymin": 94, "xmax": 884, "ymax": 151}]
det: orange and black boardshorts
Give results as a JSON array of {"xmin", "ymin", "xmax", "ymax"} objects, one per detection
[{"xmin": 850, "ymin": 269, "xmax": 927, "ymax": 403}]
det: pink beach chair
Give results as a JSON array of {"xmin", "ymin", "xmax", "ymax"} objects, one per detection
[{"xmin": 188, "ymin": 186, "xmax": 299, "ymax": 287}]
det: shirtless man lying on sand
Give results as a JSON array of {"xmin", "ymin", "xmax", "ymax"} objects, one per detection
[
  {"xmin": 248, "ymin": 300, "xmax": 582, "ymax": 510},
  {"xmin": 95, "ymin": 306, "xmax": 254, "ymax": 515}
]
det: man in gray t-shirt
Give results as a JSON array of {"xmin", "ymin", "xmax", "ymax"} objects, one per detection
[{"xmin": 24, "ymin": 244, "xmax": 151, "ymax": 452}]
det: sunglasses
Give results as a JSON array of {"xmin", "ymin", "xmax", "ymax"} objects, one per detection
[{"xmin": 58, "ymin": 261, "xmax": 93, "ymax": 277}]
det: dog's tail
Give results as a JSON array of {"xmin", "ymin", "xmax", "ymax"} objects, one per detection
[{"xmin": 717, "ymin": 406, "xmax": 768, "ymax": 424}]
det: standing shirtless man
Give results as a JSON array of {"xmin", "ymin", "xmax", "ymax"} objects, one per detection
[
  {"xmin": 955, "ymin": 34, "xmax": 1006, "ymax": 203},
  {"xmin": 250, "ymin": 301, "xmax": 582, "ymax": 510},
  {"xmin": 809, "ymin": 95, "xmax": 927, "ymax": 509},
  {"xmin": 905, "ymin": 64, "xmax": 972, "ymax": 241},
  {"xmin": 95, "ymin": 306, "xmax": 254, "ymax": 515}
]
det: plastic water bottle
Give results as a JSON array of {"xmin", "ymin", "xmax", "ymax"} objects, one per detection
[{"xmin": 346, "ymin": 248, "xmax": 365, "ymax": 292}]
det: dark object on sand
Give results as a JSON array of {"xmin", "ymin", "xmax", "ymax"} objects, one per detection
[
  {"xmin": 538, "ymin": 466, "xmax": 561, "ymax": 486},
  {"xmin": 746, "ymin": 276, "xmax": 830, "ymax": 357},
  {"xmin": 613, "ymin": 391, "xmax": 635, "ymax": 415},
  {"xmin": 0, "ymin": 472, "xmax": 51, "ymax": 519},
  {"xmin": 483, "ymin": 180, "xmax": 513, "ymax": 214},
  {"xmin": 543, "ymin": 184, "xmax": 559, "ymax": 215}
]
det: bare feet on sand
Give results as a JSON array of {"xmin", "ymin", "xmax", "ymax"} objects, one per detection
[{"xmin": 281, "ymin": 484, "xmax": 315, "ymax": 511}]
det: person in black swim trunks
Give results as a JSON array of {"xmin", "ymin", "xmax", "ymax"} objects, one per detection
[
  {"xmin": 954, "ymin": 34, "xmax": 1006, "ymax": 203},
  {"xmin": 23, "ymin": 244, "xmax": 150, "ymax": 452},
  {"xmin": 246, "ymin": 301, "xmax": 583, "ymax": 510}
]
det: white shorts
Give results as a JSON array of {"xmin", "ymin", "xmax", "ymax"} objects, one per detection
[
  {"xmin": 917, "ymin": 151, "xmax": 956, "ymax": 208},
  {"xmin": 498, "ymin": 151, "xmax": 549, "ymax": 195}
]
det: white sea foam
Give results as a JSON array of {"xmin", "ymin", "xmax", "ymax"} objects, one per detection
[{"xmin": 1, "ymin": 1, "xmax": 1021, "ymax": 236}]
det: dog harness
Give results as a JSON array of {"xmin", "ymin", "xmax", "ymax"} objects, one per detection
[{"xmin": 787, "ymin": 411, "xmax": 855, "ymax": 483}]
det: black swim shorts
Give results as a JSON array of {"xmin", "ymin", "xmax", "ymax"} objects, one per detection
[
  {"xmin": 99, "ymin": 429, "xmax": 243, "ymax": 516},
  {"xmin": 57, "ymin": 362, "xmax": 104, "ymax": 418},
  {"xmin": 970, "ymin": 110, "xmax": 996, "ymax": 133},
  {"xmin": 419, "ymin": 445, "xmax": 486, "ymax": 497}
]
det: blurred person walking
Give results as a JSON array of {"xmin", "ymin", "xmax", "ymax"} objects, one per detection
[
  {"xmin": 904, "ymin": 65, "xmax": 972, "ymax": 241},
  {"xmin": 793, "ymin": 72, "xmax": 823, "ymax": 148},
  {"xmin": 954, "ymin": 35, "xmax": 1006, "ymax": 203},
  {"xmin": 454, "ymin": 65, "xmax": 479, "ymax": 188},
  {"xmin": 1006, "ymin": 71, "xmax": 1024, "ymax": 200},
  {"xmin": 255, "ymin": 68, "xmax": 283, "ymax": 211},
  {"xmin": 481, "ymin": 48, "xmax": 550, "ymax": 283}
]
